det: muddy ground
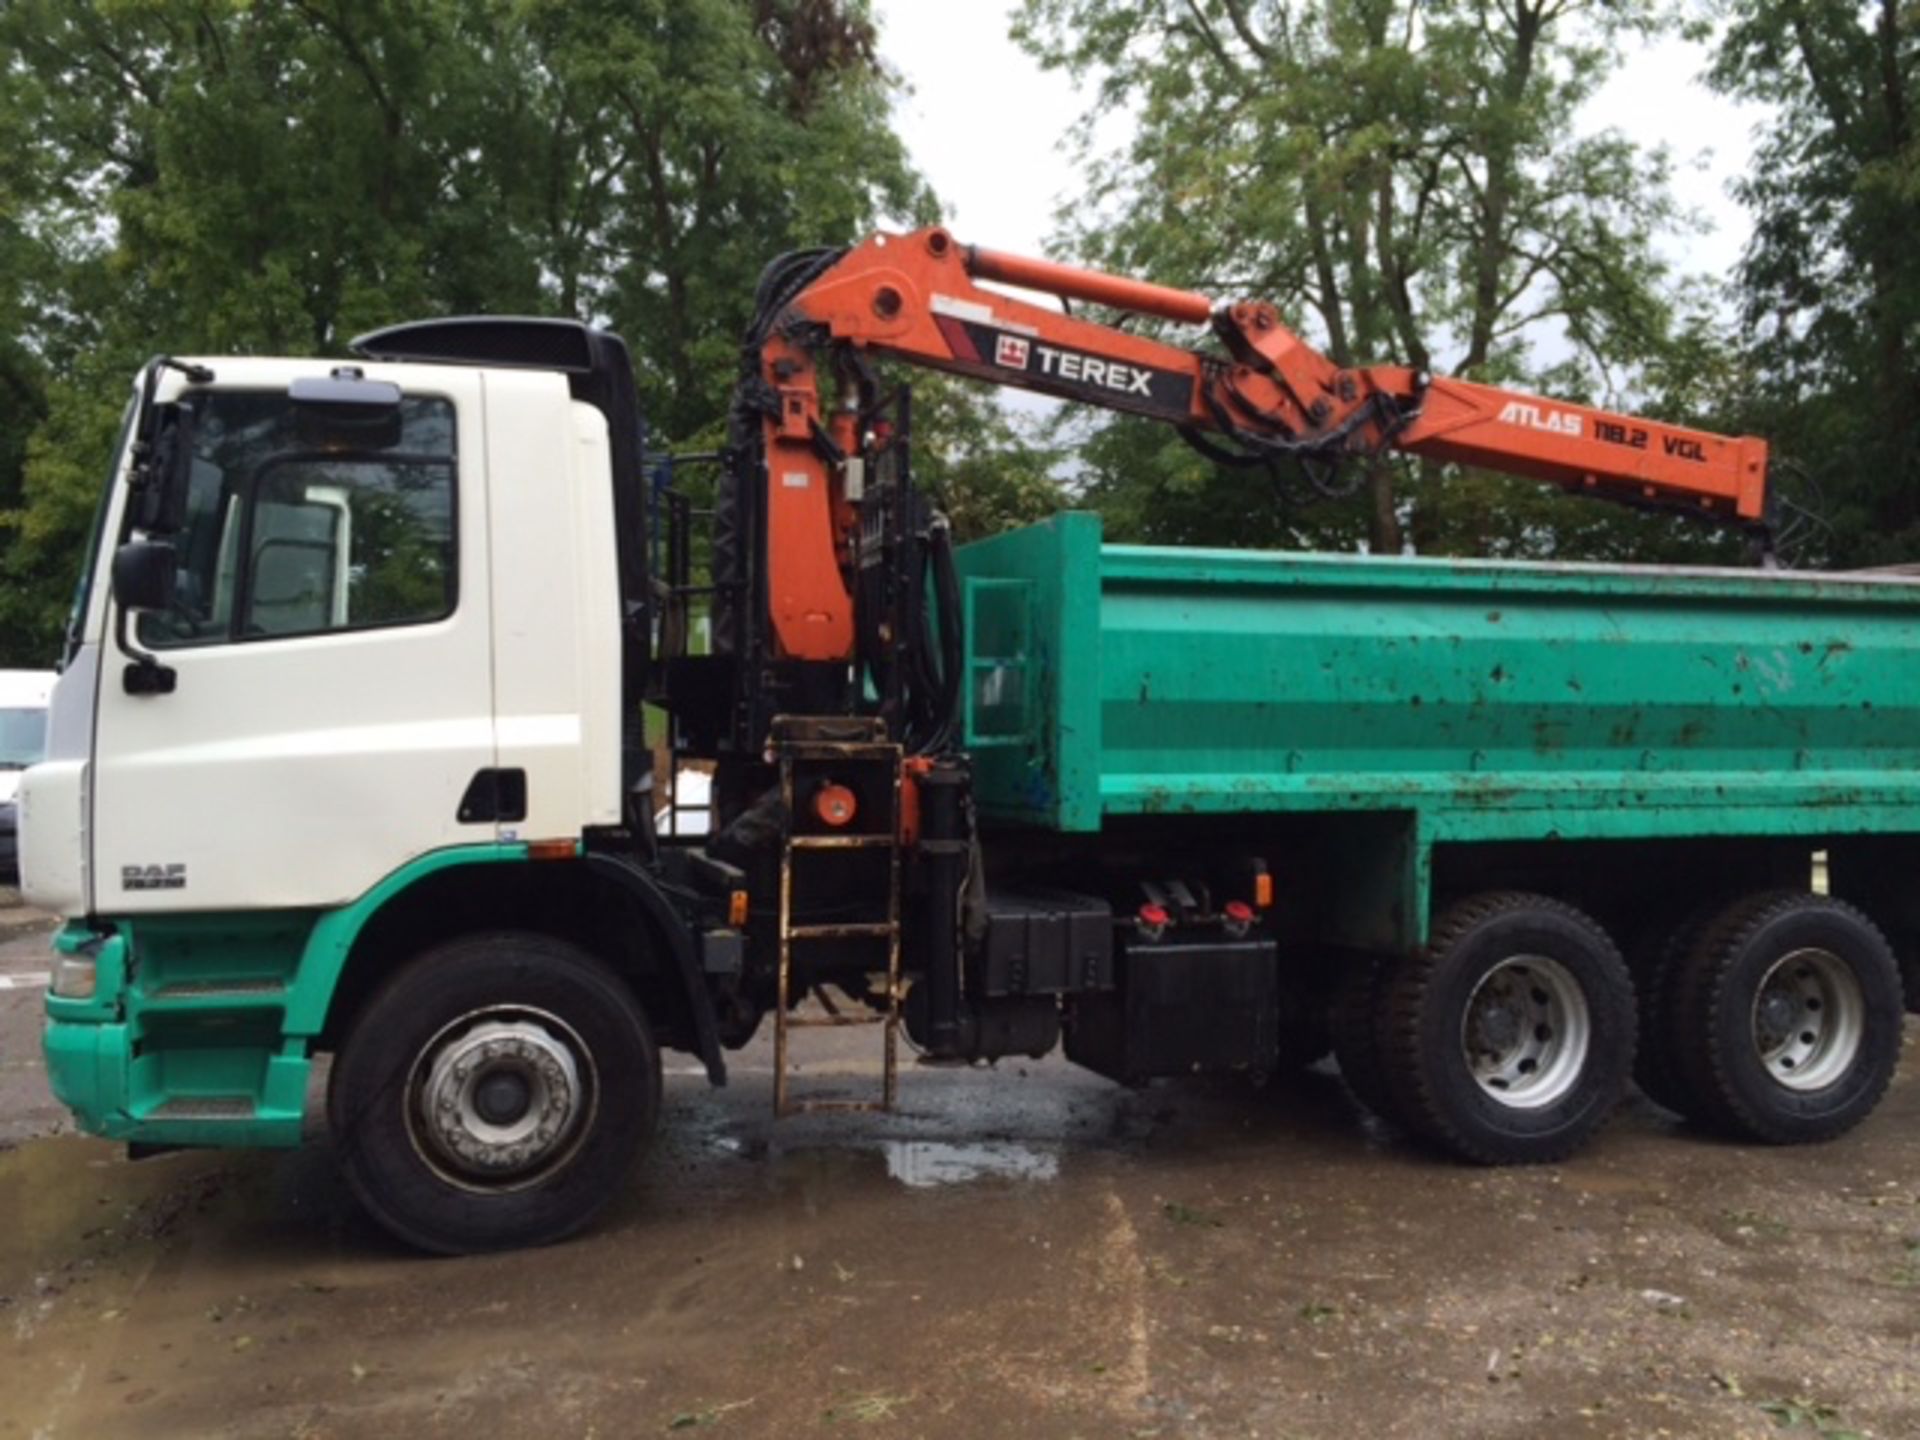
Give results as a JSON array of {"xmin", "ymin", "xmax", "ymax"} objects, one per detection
[{"xmin": 2, "ymin": 908, "xmax": 1917, "ymax": 1439}]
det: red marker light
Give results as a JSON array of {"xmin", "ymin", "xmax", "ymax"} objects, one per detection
[
  {"xmin": 1224, "ymin": 900, "xmax": 1254, "ymax": 923},
  {"xmin": 1138, "ymin": 903, "xmax": 1169, "ymax": 928},
  {"xmin": 813, "ymin": 783, "xmax": 858, "ymax": 828}
]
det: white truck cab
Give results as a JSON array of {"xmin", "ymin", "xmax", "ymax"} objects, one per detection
[
  {"xmin": 23, "ymin": 327, "xmax": 728, "ymax": 1254},
  {"xmin": 22, "ymin": 356, "xmax": 625, "ymax": 919}
]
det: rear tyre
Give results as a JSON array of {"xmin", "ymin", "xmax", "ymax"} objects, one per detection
[
  {"xmin": 1330, "ymin": 951, "xmax": 1404, "ymax": 1124},
  {"xmin": 1897, "ymin": 939, "xmax": 1920, "ymax": 1018},
  {"xmin": 1665, "ymin": 893, "xmax": 1903, "ymax": 1144},
  {"xmin": 328, "ymin": 931, "xmax": 660, "ymax": 1254},
  {"xmin": 1379, "ymin": 893, "xmax": 1636, "ymax": 1165},
  {"xmin": 1627, "ymin": 899, "xmax": 1733, "ymax": 1115}
]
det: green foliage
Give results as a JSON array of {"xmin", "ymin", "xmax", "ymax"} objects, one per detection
[
  {"xmin": 0, "ymin": 0, "xmax": 926, "ymax": 665},
  {"xmin": 1757, "ymin": 1395, "xmax": 1865, "ymax": 1440},
  {"xmin": 0, "ymin": 373, "xmax": 128, "ymax": 662},
  {"xmin": 346, "ymin": 480, "xmax": 453, "ymax": 627},
  {"xmin": 1704, "ymin": 0, "xmax": 1920, "ymax": 568},
  {"xmin": 891, "ymin": 374, "xmax": 1065, "ymax": 543},
  {"xmin": 1015, "ymin": 0, "xmax": 1737, "ymax": 561}
]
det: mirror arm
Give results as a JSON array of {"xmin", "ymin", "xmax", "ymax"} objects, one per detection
[
  {"xmin": 127, "ymin": 356, "xmax": 214, "ymax": 531},
  {"xmin": 115, "ymin": 605, "xmax": 176, "ymax": 696}
]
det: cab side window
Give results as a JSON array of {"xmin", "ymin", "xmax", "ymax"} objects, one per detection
[{"xmin": 139, "ymin": 394, "xmax": 456, "ymax": 648}]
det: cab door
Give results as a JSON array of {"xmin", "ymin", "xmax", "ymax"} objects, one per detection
[{"xmin": 91, "ymin": 364, "xmax": 496, "ymax": 914}]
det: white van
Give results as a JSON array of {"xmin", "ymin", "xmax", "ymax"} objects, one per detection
[{"xmin": 0, "ymin": 670, "xmax": 55, "ymax": 885}]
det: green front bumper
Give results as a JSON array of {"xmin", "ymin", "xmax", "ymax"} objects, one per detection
[
  {"xmin": 43, "ymin": 1012, "xmax": 132, "ymax": 1135},
  {"xmin": 42, "ymin": 922, "xmax": 306, "ymax": 1148}
]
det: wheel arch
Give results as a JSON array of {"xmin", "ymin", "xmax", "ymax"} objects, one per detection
[{"xmin": 289, "ymin": 846, "xmax": 725, "ymax": 1084}]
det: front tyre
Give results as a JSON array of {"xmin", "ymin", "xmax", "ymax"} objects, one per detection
[
  {"xmin": 1379, "ymin": 893, "xmax": 1636, "ymax": 1165},
  {"xmin": 328, "ymin": 932, "xmax": 659, "ymax": 1254}
]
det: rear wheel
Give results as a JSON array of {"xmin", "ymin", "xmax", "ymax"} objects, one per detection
[
  {"xmin": 328, "ymin": 931, "xmax": 660, "ymax": 1254},
  {"xmin": 1379, "ymin": 893, "xmax": 1636, "ymax": 1165},
  {"xmin": 1627, "ymin": 898, "xmax": 1736, "ymax": 1114},
  {"xmin": 1664, "ymin": 893, "xmax": 1903, "ymax": 1143}
]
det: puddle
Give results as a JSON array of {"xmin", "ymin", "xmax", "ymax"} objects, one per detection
[{"xmin": 881, "ymin": 1140, "xmax": 1059, "ymax": 1189}]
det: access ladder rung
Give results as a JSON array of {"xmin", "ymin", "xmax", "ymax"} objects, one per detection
[
  {"xmin": 772, "ymin": 741, "xmax": 898, "ymax": 762},
  {"xmin": 786, "ymin": 1011, "xmax": 890, "ymax": 1030},
  {"xmin": 787, "ymin": 921, "xmax": 896, "ymax": 941},
  {"xmin": 788, "ymin": 833, "xmax": 895, "ymax": 850}
]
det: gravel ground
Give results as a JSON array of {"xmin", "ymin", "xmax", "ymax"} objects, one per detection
[{"xmin": 1, "ymin": 913, "xmax": 1915, "ymax": 1439}]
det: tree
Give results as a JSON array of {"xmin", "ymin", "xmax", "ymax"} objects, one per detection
[
  {"xmin": 890, "ymin": 376, "xmax": 1064, "ymax": 544},
  {"xmin": 524, "ymin": 0, "xmax": 930, "ymax": 436},
  {"xmin": 1705, "ymin": 0, "xmax": 1919, "ymax": 568},
  {"xmin": 1014, "ymin": 0, "xmax": 1732, "ymax": 561},
  {"xmin": 0, "ymin": 0, "xmax": 927, "ymax": 665}
]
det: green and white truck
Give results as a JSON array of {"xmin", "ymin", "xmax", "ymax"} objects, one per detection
[{"xmin": 22, "ymin": 236, "xmax": 1917, "ymax": 1253}]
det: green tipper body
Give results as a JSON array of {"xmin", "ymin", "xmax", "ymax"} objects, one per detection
[{"xmin": 956, "ymin": 514, "xmax": 1920, "ymax": 941}]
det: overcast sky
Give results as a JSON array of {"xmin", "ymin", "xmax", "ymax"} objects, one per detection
[{"xmin": 872, "ymin": 2, "xmax": 1763, "ymax": 298}]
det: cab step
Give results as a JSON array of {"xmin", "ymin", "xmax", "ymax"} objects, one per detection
[
  {"xmin": 145, "ymin": 978, "xmax": 287, "ymax": 1001},
  {"xmin": 146, "ymin": 1095, "xmax": 258, "ymax": 1120}
]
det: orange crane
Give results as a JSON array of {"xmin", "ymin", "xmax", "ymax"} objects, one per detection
[{"xmin": 741, "ymin": 226, "xmax": 1770, "ymax": 662}]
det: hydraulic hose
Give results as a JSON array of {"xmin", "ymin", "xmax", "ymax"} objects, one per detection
[
  {"xmin": 897, "ymin": 514, "xmax": 963, "ymax": 756},
  {"xmin": 922, "ymin": 519, "xmax": 963, "ymax": 754}
]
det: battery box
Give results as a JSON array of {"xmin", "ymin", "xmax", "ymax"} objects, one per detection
[
  {"xmin": 971, "ymin": 888, "xmax": 1114, "ymax": 996},
  {"xmin": 1064, "ymin": 933, "xmax": 1278, "ymax": 1083}
]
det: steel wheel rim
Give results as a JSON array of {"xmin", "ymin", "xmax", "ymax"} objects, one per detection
[
  {"xmin": 1461, "ymin": 954, "xmax": 1591, "ymax": 1110},
  {"xmin": 1751, "ymin": 947, "xmax": 1863, "ymax": 1092},
  {"xmin": 405, "ymin": 1006, "xmax": 599, "ymax": 1193}
]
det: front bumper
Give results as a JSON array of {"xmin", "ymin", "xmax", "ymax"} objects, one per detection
[
  {"xmin": 42, "ymin": 922, "xmax": 306, "ymax": 1148},
  {"xmin": 42, "ymin": 925, "xmax": 133, "ymax": 1135},
  {"xmin": 43, "ymin": 1014, "xmax": 134, "ymax": 1135}
]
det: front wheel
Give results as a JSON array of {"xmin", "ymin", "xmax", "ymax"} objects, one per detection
[
  {"xmin": 1378, "ymin": 893, "xmax": 1637, "ymax": 1165},
  {"xmin": 327, "ymin": 932, "xmax": 660, "ymax": 1254}
]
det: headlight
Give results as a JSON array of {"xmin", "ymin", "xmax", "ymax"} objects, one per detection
[{"xmin": 50, "ymin": 951, "xmax": 99, "ymax": 1000}]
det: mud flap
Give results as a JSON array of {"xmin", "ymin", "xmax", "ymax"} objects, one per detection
[{"xmin": 581, "ymin": 852, "xmax": 728, "ymax": 1086}]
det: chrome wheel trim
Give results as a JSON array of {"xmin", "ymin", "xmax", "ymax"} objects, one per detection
[
  {"xmin": 1751, "ymin": 947, "xmax": 1864, "ymax": 1092},
  {"xmin": 405, "ymin": 1007, "xmax": 598, "ymax": 1193},
  {"xmin": 1461, "ymin": 954, "xmax": 1591, "ymax": 1110}
]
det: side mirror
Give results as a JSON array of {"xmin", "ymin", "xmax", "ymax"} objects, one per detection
[
  {"xmin": 112, "ymin": 539, "xmax": 177, "ymax": 612},
  {"xmin": 111, "ymin": 541, "xmax": 179, "ymax": 696},
  {"xmin": 129, "ymin": 401, "xmax": 197, "ymax": 534}
]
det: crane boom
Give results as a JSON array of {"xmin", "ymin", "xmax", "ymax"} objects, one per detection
[{"xmin": 746, "ymin": 226, "xmax": 1770, "ymax": 662}]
